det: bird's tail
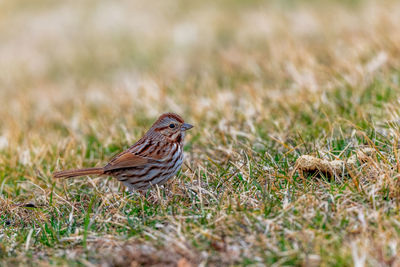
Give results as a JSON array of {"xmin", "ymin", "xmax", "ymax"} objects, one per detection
[{"xmin": 53, "ymin": 167, "xmax": 104, "ymax": 179}]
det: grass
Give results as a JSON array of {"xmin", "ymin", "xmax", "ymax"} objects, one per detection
[{"xmin": 1, "ymin": 0, "xmax": 400, "ymax": 266}]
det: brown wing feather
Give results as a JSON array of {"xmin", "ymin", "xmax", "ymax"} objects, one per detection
[
  {"xmin": 104, "ymin": 136, "xmax": 170, "ymax": 172},
  {"xmin": 104, "ymin": 152, "xmax": 149, "ymax": 171}
]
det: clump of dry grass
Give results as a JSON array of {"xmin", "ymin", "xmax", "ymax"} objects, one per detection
[
  {"xmin": 294, "ymin": 147, "xmax": 385, "ymax": 181},
  {"xmin": 1, "ymin": 0, "xmax": 400, "ymax": 266}
]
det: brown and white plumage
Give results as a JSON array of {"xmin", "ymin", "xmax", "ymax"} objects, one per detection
[{"xmin": 53, "ymin": 113, "xmax": 193, "ymax": 191}]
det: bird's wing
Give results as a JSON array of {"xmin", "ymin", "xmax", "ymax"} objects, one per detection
[
  {"xmin": 104, "ymin": 152, "xmax": 151, "ymax": 171},
  {"xmin": 104, "ymin": 138, "xmax": 168, "ymax": 171}
]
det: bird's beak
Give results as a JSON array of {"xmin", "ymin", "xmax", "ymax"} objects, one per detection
[{"xmin": 181, "ymin": 123, "xmax": 194, "ymax": 131}]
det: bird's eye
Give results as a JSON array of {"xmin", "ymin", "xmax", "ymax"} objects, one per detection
[{"xmin": 169, "ymin": 123, "xmax": 175, "ymax": 128}]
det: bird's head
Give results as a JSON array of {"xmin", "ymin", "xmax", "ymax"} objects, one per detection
[{"xmin": 150, "ymin": 112, "xmax": 193, "ymax": 143}]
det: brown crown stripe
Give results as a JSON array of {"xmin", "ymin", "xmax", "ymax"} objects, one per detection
[{"xmin": 156, "ymin": 112, "xmax": 184, "ymax": 123}]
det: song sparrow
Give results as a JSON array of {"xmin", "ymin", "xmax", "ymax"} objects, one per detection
[{"xmin": 54, "ymin": 113, "xmax": 193, "ymax": 191}]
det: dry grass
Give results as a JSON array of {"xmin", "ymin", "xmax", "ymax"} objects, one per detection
[{"xmin": 1, "ymin": 0, "xmax": 400, "ymax": 266}]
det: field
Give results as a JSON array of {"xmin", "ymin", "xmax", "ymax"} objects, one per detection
[{"xmin": 1, "ymin": 0, "xmax": 400, "ymax": 266}]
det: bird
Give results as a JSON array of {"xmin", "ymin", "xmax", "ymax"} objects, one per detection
[{"xmin": 53, "ymin": 112, "xmax": 193, "ymax": 191}]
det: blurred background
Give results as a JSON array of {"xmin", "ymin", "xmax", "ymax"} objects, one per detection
[{"xmin": 1, "ymin": 0, "xmax": 399, "ymax": 121}]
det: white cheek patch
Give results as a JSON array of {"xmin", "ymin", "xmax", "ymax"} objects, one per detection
[{"xmin": 172, "ymin": 132, "xmax": 180, "ymax": 139}]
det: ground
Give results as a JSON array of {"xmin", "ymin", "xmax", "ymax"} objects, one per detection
[{"xmin": 1, "ymin": 0, "xmax": 400, "ymax": 266}]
